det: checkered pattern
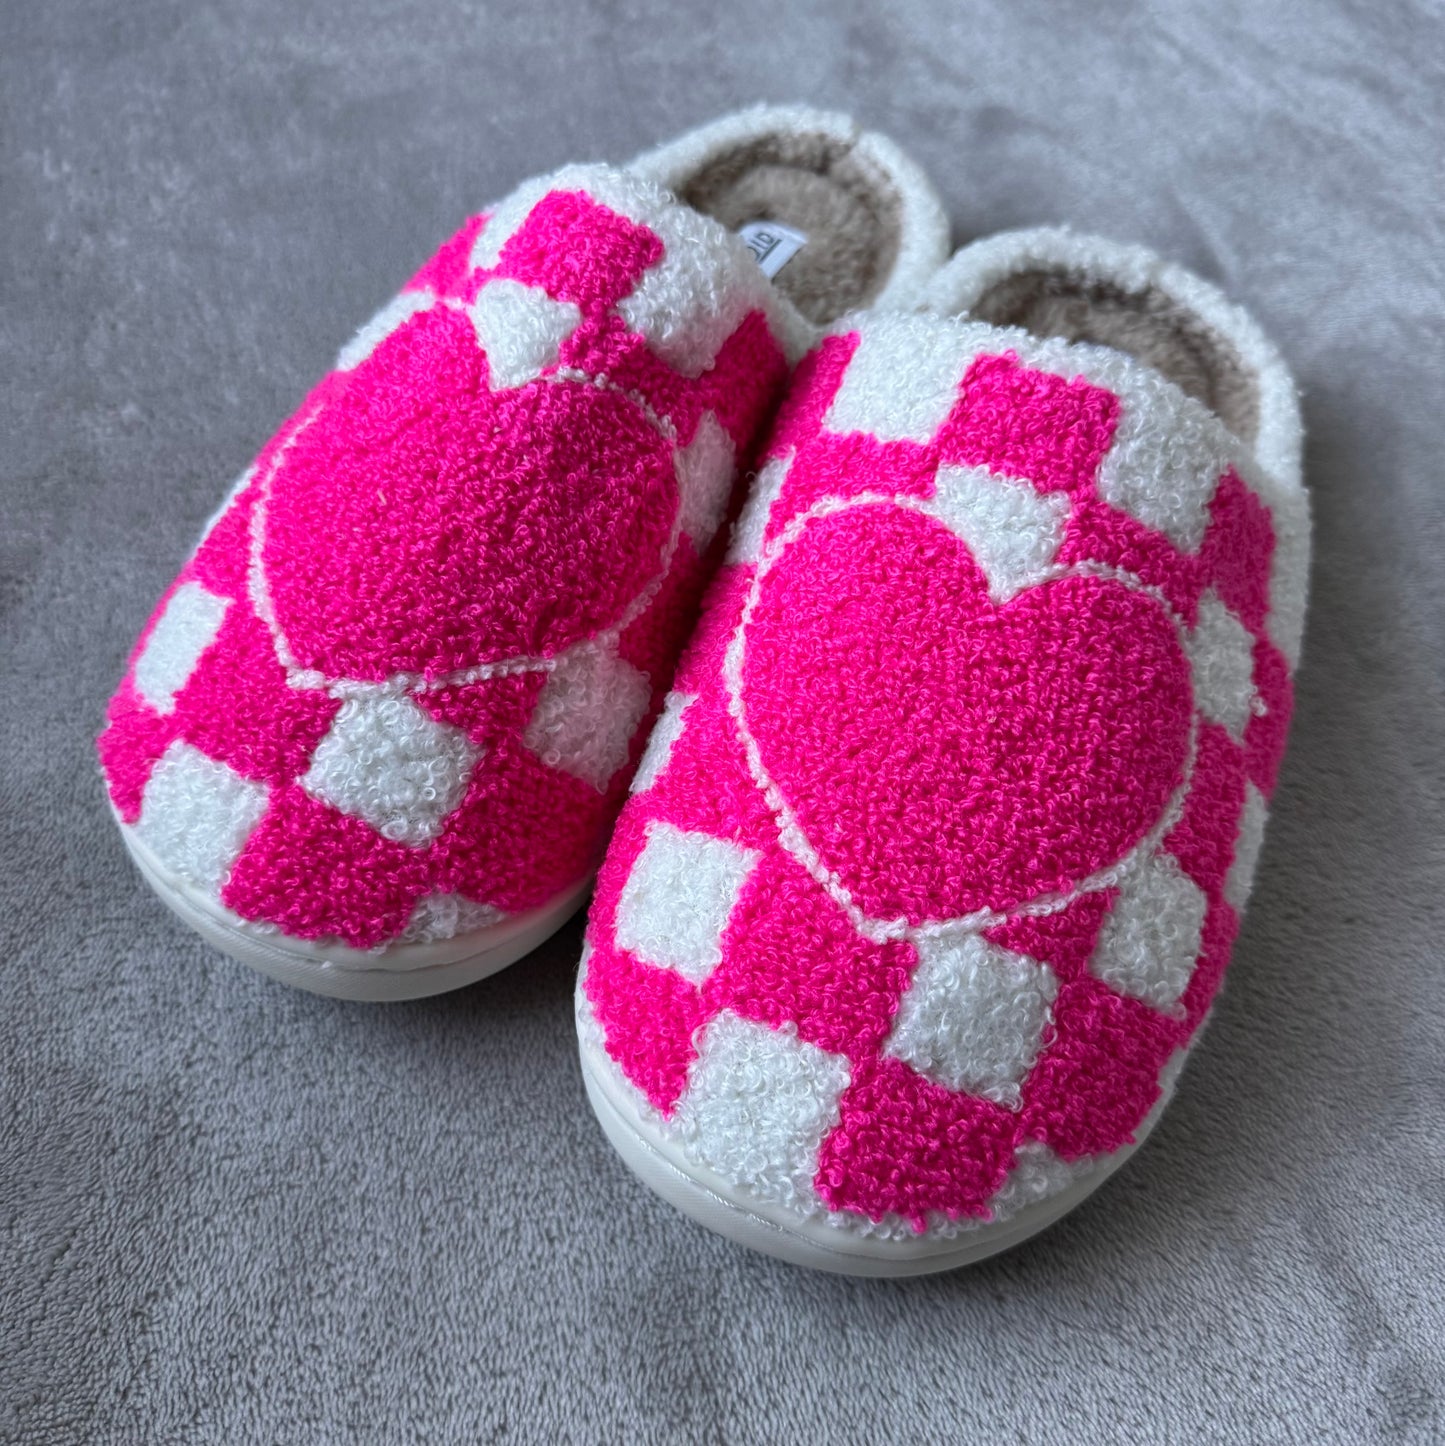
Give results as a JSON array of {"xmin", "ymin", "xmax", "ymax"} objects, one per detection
[
  {"xmin": 582, "ymin": 312, "xmax": 1307, "ymax": 1235},
  {"xmin": 99, "ymin": 167, "xmax": 791, "ymax": 950}
]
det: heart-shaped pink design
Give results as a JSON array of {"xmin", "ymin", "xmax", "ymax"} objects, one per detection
[
  {"xmin": 740, "ymin": 503, "xmax": 1194, "ymax": 925},
  {"xmin": 261, "ymin": 305, "xmax": 677, "ymax": 682}
]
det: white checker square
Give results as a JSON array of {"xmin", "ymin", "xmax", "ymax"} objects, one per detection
[
  {"xmin": 336, "ymin": 290, "xmax": 436, "ymax": 372},
  {"xmin": 630, "ymin": 691, "xmax": 695, "ymax": 795},
  {"xmin": 1224, "ymin": 782, "xmax": 1269, "ymax": 915},
  {"xmin": 727, "ymin": 451, "xmax": 791, "ymax": 565},
  {"xmin": 470, "ymin": 277, "xmax": 582, "ymax": 389},
  {"xmin": 133, "ymin": 581, "xmax": 230, "ymax": 715},
  {"xmin": 987, "ymin": 1140, "xmax": 1093, "ymax": 1224},
  {"xmin": 885, "ymin": 933, "xmax": 1058, "ymax": 1106},
  {"xmin": 133, "ymin": 741, "xmax": 268, "ymax": 898},
  {"xmin": 1263, "ymin": 471, "xmax": 1310, "ymax": 671},
  {"xmin": 614, "ymin": 821, "xmax": 759, "ymax": 984},
  {"xmin": 674, "ymin": 411, "xmax": 736, "ymax": 550},
  {"xmin": 615, "ymin": 205, "xmax": 769, "ymax": 377},
  {"xmin": 675, "ymin": 1011, "xmax": 850, "ymax": 1207},
  {"xmin": 923, "ymin": 464, "xmax": 1071, "ymax": 601},
  {"xmin": 300, "ymin": 694, "xmax": 479, "ymax": 847},
  {"xmin": 824, "ymin": 316, "xmax": 970, "ymax": 442},
  {"xmin": 1091, "ymin": 851, "xmax": 1209, "ymax": 1013},
  {"xmin": 1189, "ymin": 589, "xmax": 1258, "ymax": 739},
  {"xmin": 524, "ymin": 641, "xmax": 651, "ymax": 792},
  {"xmin": 401, "ymin": 893, "xmax": 505, "ymax": 945},
  {"xmin": 1096, "ymin": 378, "xmax": 1231, "ymax": 551}
]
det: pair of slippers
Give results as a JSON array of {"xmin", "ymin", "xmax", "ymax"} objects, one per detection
[{"xmin": 99, "ymin": 106, "xmax": 1310, "ymax": 1275}]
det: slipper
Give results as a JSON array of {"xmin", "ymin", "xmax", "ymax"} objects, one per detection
[
  {"xmin": 577, "ymin": 227, "xmax": 1310, "ymax": 1273},
  {"xmin": 97, "ymin": 106, "xmax": 951, "ymax": 1000}
]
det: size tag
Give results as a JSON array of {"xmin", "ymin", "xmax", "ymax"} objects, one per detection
[{"xmin": 736, "ymin": 219, "xmax": 808, "ymax": 279}]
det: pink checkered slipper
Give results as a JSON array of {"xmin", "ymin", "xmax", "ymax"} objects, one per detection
[
  {"xmin": 98, "ymin": 107, "xmax": 950, "ymax": 1000},
  {"xmin": 578, "ymin": 228, "xmax": 1310, "ymax": 1272}
]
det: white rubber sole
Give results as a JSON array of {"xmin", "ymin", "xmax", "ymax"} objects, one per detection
[
  {"xmin": 580, "ymin": 1029, "xmax": 1174, "ymax": 1276},
  {"xmin": 121, "ymin": 822, "xmax": 590, "ymax": 1001}
]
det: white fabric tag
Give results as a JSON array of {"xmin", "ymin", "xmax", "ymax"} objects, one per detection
[{"xmin": 736, "ymin": 220, "xmax": 808, "ymax": 279}]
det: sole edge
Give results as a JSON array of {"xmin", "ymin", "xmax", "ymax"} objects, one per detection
[
  {"xmin": 579, "ymin": 1029, "xmax": 1173, "ymax": 1276},
  {"xmin": 120, "ymin": 821, "xmax": 590, "ymax": 1001}
]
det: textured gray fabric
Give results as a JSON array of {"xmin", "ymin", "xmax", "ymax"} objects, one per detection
[{"xmin": 3, "ymin": 1, "xmax": 1443, "ymax": 1441}]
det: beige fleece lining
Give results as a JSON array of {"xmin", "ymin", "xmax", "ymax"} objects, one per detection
[
  {"xmin": 969, "ymin": 269, "xmax": 1261, "ymax": 444},
  {"xmin": 678, "ymin": 133, "xmax": 904, "ymax": 326}
]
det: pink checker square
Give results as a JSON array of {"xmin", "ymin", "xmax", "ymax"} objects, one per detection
[
  {"xmin": 406, "ymin": 213, "xmax": 488, "ymax": 300},
  {"xmin": 222, "ymin": 784, "xmax": 433, "ymax": 950},
  {"xmin": 936, "ymin": 353, "xmax": 1121, "ymax": 499},
  {"xmin": 1019, "ymin": 975, "xmax": 1181, "ymax": 1160},
  {"xmin": 583, "ymin": 938, "xmax": 707, "ymax": 1114},
  {"xmin": 815, "ymin": 1055, "xmax": 1020, "ymax": 1229},
  {"xmin": 1165, "ymin": 721, "xmax": 1248, "ymax": 901},
  {"xmin": 494, "ymin": 190, "xmax": 664, "ymax": 313},
  {"xmin": 702, "ymin": 848, "xmax": 918, "ymax": 1062},
  {"xmin": 1200, "ymin": 468, "xmax": 1275, "ymax": 634}
]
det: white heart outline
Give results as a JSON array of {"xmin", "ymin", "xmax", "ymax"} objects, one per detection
[{"xmin": 721, "ymin": 489, "xmax": 1202, "ymax": 947}]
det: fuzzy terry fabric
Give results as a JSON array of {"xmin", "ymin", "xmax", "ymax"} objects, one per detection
[
  {"xmin": 8, "ymin": 4, "xmax": 1445, "ymax": 1440},
  {"xmin": 96, "ymin": 169, "xmax": 792, "ymax": 950},
  {"xmin": 582, "ymin": 309, "xmax": 1309, "ymax": 1237}
]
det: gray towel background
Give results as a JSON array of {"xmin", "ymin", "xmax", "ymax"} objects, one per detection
[{"xmin": 3, "ymin": 1, "xmax": 1442, "ymax": 1440}]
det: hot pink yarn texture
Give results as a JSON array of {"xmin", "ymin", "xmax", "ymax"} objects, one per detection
[
  {"xmin": 100, "ymin": 186, "xmax": 789, "ymax": 947},
  {"xmin": 585, "ymin": 325, "xmax": 1294, "ymax": 1232},
  {"xmin": 742, "ymin": 503, "xmax": 1194, "ymax": 925}
]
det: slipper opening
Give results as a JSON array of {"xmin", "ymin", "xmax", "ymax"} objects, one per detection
[
  {"xmin": 926, "ymin": 228, "xmax": 1307, "ymax": 665},
  {"xmin": 673, "ymin": 132, "xmax": 904, "ymax": 326},
  {"xmin": 966, "ymin": 265, "xmax": 1261, "ymax": 446},
  {"xmin": 631, "ymin": 107, "xmax": 949, "ymax": 325}
]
